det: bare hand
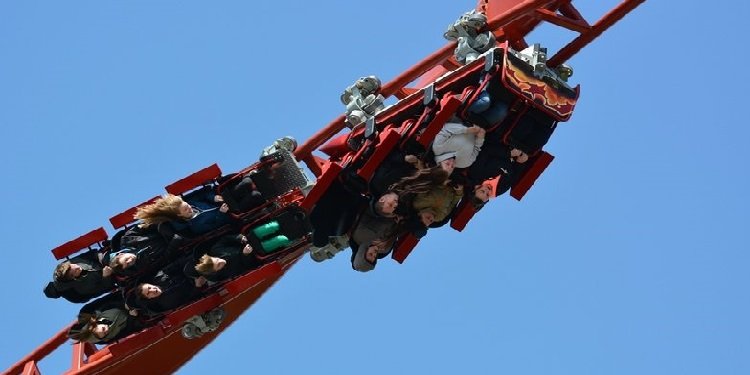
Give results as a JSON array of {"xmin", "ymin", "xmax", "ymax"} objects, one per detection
[
  {"xmin": 195, "ymin": 277, "xmax": 207, "ymax": 288},
  {"xmin": 214, "ymin": 194, "xmax": 224, "ymax": 203},
  {"xmin": 219, "ymin": 203, "xmax": 229, "ymax": 213},
  {"xmin": 466, "ymin": 125, "xmax": 482, "ymax": 135},
  {"xmin": 420, "ymin": 212, "xmax": 435, "ymax": 226},
  {"xmin": 239, "ymin": 235, "xmax": 248, "ymax": 244},
  {"xmin": 516, "ymin": 152, "xmax": 529, "ymax": 164},
  {"xmin": 242, "ymin": 244, "xmax": 254, "ymax": 255},
  {"xmin": 102, "ymin": 266, "xmax": 113, "ymax": 278}
]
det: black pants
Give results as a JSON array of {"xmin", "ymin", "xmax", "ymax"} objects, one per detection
[{"xmin": 310, "ymin": 181, "xmax": 363, "ymax": 247}]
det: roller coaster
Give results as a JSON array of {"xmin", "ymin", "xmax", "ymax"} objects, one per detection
[{"xmin": 5, "ymin": 1, "xmax": 646, "ymax": 374}]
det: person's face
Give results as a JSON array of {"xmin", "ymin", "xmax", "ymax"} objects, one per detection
[
  {"xmin": 365, "ymin": 246, "xmax": 379, "ymax": 263},
  {"xmin": 116, "ymin": 253, "xmax": 137, "ymax": 269},
  {"xmin": 67, "ymin": 264, "xmax": 83, "ymax": 279},
  {"xmin": 378, "ymin": 193, "xmax": 399, "ymax": 216},
  {"xmin": 92, "ymin": 323, "xmax": 109, "ymax": 339},
  {"xmin": 178, "ymin": 201, "xmax": 194, "ymax": 219},
  {"xmin": 419, "ymin": 211, "xmax": 435, "ymax": 226},
  {"xmin": 211, "ymin": 257, "xmax": 226, "ymax": 272},
  {"xmin": 474, "ymin": 183, "xmax": 492, "ymax": 203},
  {"xmin": 140, "ymin": 284, "xmax": 162, "ymax": 299},
  {"xmin": 439, "ymin": 158, "xmax": 456, "ymax": 174},
  {"xmin": 510, "ymin": 148, "xmax": 528, "ymax": 164}
]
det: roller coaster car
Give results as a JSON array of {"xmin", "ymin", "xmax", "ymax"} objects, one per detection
[
  {"xmin": 42, "ymin": 150, "xmax": 313, "ymax": 374},
  {"xmin": 317, "ymin": 43, "xmax": 579, "ymax": 263},
  {"xmin": 39, "ymin": 36, "xmax": 586, "ymax": 375}
]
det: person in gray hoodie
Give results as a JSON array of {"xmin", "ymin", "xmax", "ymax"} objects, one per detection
[
  {"xmin": 351, "ymin": 241, "xmax": 382, "ymax": 272},
  {"xmin": 67, "ymin": 293, "xmax": 141, "ymax": 344},
  {"xmin": 432, "ymin": 121, "xmax": 486, "ymax": 174},
  {"xmin": 348, "ymin": 201, "xmax": 399, "ymax": 272}
]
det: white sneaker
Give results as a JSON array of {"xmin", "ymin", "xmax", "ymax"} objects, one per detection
[{"xmin": 309, "ymin": 246, "xmax": 330, "ymax": 262}]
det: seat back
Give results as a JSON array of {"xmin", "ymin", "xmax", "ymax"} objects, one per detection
[
  {"xmin": 510, "ymin": 151, "xmax": 554, "ymax": 201},
  {"xmin": 391, "ymin": 234, "xmax": 420, "ymax": 264},
  {"xmin": 109, "ymin": 196, "xmax": 160, "ymax": 229},
  {"xmin": 51, "ymin": 227, "xmax": 109, "ymax": 260},
  {"xmin": 165, "ymin": 164, "xmax": 222, "ymax": 196},
  {"xmin": 300, "ymin": 161, "xmax": 342, "ymax": 212},
  {"xmin": 356, "ymin": 128, "xmax": 402, "ymax": 181}
]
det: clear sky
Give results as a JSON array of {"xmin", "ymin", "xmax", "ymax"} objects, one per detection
[{"xmin": 1, "ymin": 1, "xmax": 748, "ymax": 374}]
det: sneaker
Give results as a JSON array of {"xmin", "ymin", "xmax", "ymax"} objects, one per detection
[
  {"xmin": 203, "ymin": 308, "xmax": 226, "ymax": 330},
  {"xmin": 181, "ymin": 323, "xmax": 203, "ymax": 340},
  {"xmin": 309, "ymin": 246, "xmax": 330, "ymax": 262}
]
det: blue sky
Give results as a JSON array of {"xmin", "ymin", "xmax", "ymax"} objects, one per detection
[{"xmin": 1, "ymin": 1, "xmax": 749, "ymax": 374}]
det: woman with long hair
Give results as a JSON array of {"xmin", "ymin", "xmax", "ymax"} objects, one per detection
[
  {"xmin": 388, "ymin": 165, "xmax": 449, "ymax": 197},
  {"xmin": 134, "ymin": 194, "xmax": 187, "ymax": 228},
  {"xmin": 67, "ymin": 294, "xmax": 140, "ymax": 344},
  {"xmin": 390, "ymin": 165, "xmax": 461, "ymax": 228},
  {"xmin": 135, "ymin": 188, "xmax": 233, "ymax": 236}
]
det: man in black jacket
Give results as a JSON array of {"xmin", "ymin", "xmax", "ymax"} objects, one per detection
[
  {"xmin": 129, "ymin": 257, "xmax": 200, "ymax": 316},
  {"xmin": 185, "ymin": 234, "xmax": 260, "ymax": 286},
  {"xmin": 45, "ymin": 251, "xmax": 115, "ymax": 303}
]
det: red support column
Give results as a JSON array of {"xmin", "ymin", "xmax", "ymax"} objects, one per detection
[
  {"xmin": 22, "ymin": 361, "xmax": 41, "ymax": 375},
  {"xmin": 4, "ymin": 324, "xmax": 73, "ymax": 375},
  {"xmin": 535, "ymin": 8, "xmax": 591, "ymax": 33},
  {"xmin": 70, "ymin": 342, "xmax": 88, "ymax": 371},
  {"xmin": 548, "ymin": 0, "xmax": 647, "ymax": 67},
  {"xmin": 485, "ymin": 0, "xmax": 556, "ymax": 30}
]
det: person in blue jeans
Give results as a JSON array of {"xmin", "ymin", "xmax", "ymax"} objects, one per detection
[{"xmin": 467, "ymin": 87, "xmax": 509, "ymax": 128}]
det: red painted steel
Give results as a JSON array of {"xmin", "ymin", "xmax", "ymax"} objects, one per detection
[
  {"xmin": 21, "ymin": 362, "xmax": 40, "ymax": 375},
  {"xmin": 357, "ymin": 129, "xmax": 402, "ymax": 181},
  {"xmin": 164, "ymin": 163, "xmax": 222, "ymax": 196},
  {"xmin": 51, "ymin": 227, "xmax": 108, "ymax": 260},
  {"xmin": 510, "ymin": 151, "xmax": 555, "ymax": 200},
  {"xmin": 296, "ymin": 0, "xmax": 630, "ymax": 163},
  {"xmin": 5, "ymin": 324, "xmax": 74, "ymax": 375},
  {"xmin": 535, "ymin": 8, "xmax": 591, "ymax": 33},
  {"xmin": 417, "ymin": 96, "xmax": 463, "ymax": 147},
  {"xmin": 299, "ymin": 161, "xmax": 342, "ymax": 212},
  {"xmin": 450, "ymin": 201, "xmax": 478, "ymax": 232},
  {"xmin": 391, "ymin": 234, "xmax": 420, "ymax": 264},
  {"xmin": 548, "ymin": 0, "xmax": 646, "ymax": 67},
  {"xmin": 108, "ymin": 195, "xmax": 160, "ymax": 229},
  {"xmin": 58, "ymin": 261, "xmax": 290, "ymax": 375},
  {"xmin": 70, "ymin": 342, "xmax": 87, "ymax": 371}
]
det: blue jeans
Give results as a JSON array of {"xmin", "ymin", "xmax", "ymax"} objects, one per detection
[{"xmin": 468, "ymin": 90, "xmax": 508, "ymax": 126}]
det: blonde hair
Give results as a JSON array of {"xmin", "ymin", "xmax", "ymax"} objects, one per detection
[
  {"xmin": 390, "ymin": 166, "xmax": 449, "ymax": 196},
  {"xmin": 135, "ymin": 194, "xmax": 185, "ymax": 227},
  {"xmin": 195, "ymin": 254, "xmax": 217, "ymax": 275}
]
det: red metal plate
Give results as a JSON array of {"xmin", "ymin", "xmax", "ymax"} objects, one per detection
[
  {"xmin": 165, "ymin": 164, "xmax": 222, "ymax": 196},
  {"xmin": 51, "ymin": 227, "xmax": 108, "ymax": 260},
  {"xmin": 391, "ymin": 234, "xmax": 420, "ymax": 264},
  {"xmin": 510, "ymin": 150, "xmax": 554, "ymax": 200},
  {"xmin": 109, "ymin": 196, "xmax": 160, "ymax": 229}
]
